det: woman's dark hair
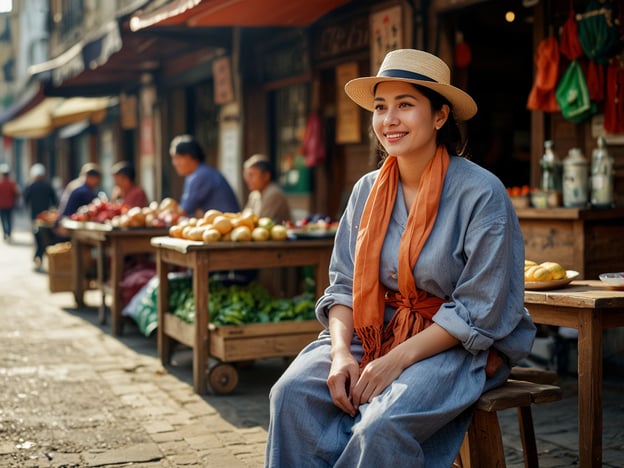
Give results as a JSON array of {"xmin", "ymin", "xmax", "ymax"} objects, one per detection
[
  {"xmin": 169, "ymin": 134, "xmax": 205, "ymax": 162},
  {"xmin": 413, "ymin": 85, "xmax": 467, "ymax": 157}
]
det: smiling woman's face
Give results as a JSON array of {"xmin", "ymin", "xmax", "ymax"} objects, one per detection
[{"xmin": 372, "ymin": 81, "xmax": 446, "ymax": 156}]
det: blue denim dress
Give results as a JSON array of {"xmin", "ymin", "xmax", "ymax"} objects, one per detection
[{"xmin": 266, "ymin": 156, "xmax": 536, "ymax": 467}]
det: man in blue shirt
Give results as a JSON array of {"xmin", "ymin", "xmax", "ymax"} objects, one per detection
[
  {"xmin": 60, "ymin": 166, "xmax": 102, "ymax": 218},
  {"xmin": 169, "ymin": 135, "xmax": 240, "ymax": 217}
]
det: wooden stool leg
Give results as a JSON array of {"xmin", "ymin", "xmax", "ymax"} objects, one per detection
[
  {"xmin": 463, "ymin": 410, "xmax": 506, "ymax": 468},
  {"xmin": 517, "ymin": 406, "xmax": 539, "ymax": 468}
]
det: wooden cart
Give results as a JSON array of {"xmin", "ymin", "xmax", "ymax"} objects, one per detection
[{"xmin": 150, "ymin": 236, "xmax": 333, "ymax": 394}]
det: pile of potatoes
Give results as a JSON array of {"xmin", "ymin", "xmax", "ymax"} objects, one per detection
[
  {"xmin": 524, "ymin": 260, "xmax": 567, "ymax": 282},
  {"xmin": 168, "ymin": 209, "xmax": 288, "ymax": 242}
]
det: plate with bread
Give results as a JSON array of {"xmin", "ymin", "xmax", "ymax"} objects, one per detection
[{"xmin": 524, "ymin": 260, "xmax": 579, "ymax": 290}]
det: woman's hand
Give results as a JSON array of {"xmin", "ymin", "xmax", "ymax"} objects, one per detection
[
  {"xmin": 327, "ymin": 350, "xmax": 360, "ymax": 417},
  {"xmin": 351, "ymin": 352, "xmax": 404, "ymax": 407}
]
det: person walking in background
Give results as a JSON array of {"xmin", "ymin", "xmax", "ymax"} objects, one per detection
[
  {"xmin": 0, "ymin": 164, "xmax": 21, "ymax": 242},
  {"xmin": 110, "ymin": 161, "xmax": 148, "ymax": 208},
  {"xmin": 169, "ymin": 134, "xmax": 240, "ymax": 217},
  {"xmin": 243, "ymin": 154, "xmax": 292, "ymax": 223},
  {"xmin": 265, "ymin": 49, "xmax": 536, "ymax": 467},
  {"xmin": 23, "ymin": 163, "xmax": 58, "ymax": 268}
]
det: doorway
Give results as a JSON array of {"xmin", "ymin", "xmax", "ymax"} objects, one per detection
[{"xmin": 444, "ymin": 0, "xmax": 534, "ymax": 188}]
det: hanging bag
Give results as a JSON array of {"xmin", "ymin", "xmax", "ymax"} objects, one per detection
[
  {"xmin": 526, "ymin": 37, "xmax": 560, "ymax": 112},
  {"xmin": 555, "ymin": 60, "xmax": 597, "ymax": 123}
]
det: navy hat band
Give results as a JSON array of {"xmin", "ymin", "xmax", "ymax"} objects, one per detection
[{"xmin": 378, "ymin": 69, "xmax": 437, "ymax": 83}]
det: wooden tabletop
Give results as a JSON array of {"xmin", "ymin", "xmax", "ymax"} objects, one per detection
[
  {"xmin": 524, "ymin": 280, "xmax": 624, "ymax": 308},
  {"xmin": 150, "ymin": 235, "xmax": 334, "ymax": 253},
  {"xmin": 61, "ymin": 219, "xmax": 169, "ymax": 237},
  {"xmin": 514, "ymin": 207, "xmax": 624, "ymax": 221}
]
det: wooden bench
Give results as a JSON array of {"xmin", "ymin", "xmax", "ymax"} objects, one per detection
[{"xmin": 453, "ymin": 368, "xmax": 562, "ymax": 468}]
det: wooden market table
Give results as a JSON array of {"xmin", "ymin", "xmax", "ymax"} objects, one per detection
[
  {"xmin": 515, "ymin": 207, "xmax": 624, "ymax": 279},
  {"xmin": 62, "ymin": 220, "xmax": 168, "ymax": 335},
  {"xmin": 150, "ymin": 236, "xmax": 333, "ymax": 395},
  {"xmin": 524, "ymin": 280, "xmax": 624, "ymax": 468}
]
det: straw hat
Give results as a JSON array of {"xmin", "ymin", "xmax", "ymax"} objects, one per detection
[{"xmin": 344, "ymin": 49, "xmax": 477, "ymax": 121}]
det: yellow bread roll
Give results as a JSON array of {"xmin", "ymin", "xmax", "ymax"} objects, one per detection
[
  {"xmin": 540, "ymin": 261, "xmax": 566, "ymax": 280},
  {"xmin": 525, "ymin": 265, "xmax": 553, "ymax": 282}
]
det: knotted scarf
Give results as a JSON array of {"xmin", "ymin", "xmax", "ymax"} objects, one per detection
[{"xmin": 352, "ymin": 146, "xmax": 449, "ymax": 369}]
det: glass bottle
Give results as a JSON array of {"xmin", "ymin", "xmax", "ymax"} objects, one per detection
[
  {"xmin": 540, "ymin": 140, "xmax": 562, "ymax": 192},
  {"xmin": 590, "ymin": 136, "xmax": 614, "ymax": 208},
  {"xmin": 562, "ymin": 148, "xmax": 589, "ymax": 208}
]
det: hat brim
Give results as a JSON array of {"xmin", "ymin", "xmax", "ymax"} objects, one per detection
[{"xmin": 344, "ymin": 76, "xmax": 477, "ymax": 121}]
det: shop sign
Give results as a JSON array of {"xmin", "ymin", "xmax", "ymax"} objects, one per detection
[
  {"xmin": 213, "ymin": 56, "xmax": 234, "ymax": 105},
  {"xmin": 313, "ymin": 15, "xmax": 369, "ymax": 62},
  {"xmin": 370, "ymin": 1, "xmax": 413, "ymax": 74}
]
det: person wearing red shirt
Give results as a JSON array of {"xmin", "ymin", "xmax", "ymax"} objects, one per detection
[
  {"xmin": 0, "ymin": 164, "xmax": 21, "ymax": 242},
  {"xmin": 110, "ymin": 161, "xmax": 148, "ymax": 209}
]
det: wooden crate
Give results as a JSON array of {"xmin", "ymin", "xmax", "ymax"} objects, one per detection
[
  {"xmin": 47, "ymin": 244, "xmax": 73, "ymax": 293},
  {"xmin": 208, "ymin": 320, "xmax": 323, "ymax": 362}
]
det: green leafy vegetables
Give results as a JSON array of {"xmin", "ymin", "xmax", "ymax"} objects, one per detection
[{"xmin": 171, "ymin": 278, "xmax": 317, "ymax": 326}]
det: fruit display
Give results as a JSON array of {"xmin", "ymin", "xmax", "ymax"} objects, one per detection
[
  {"xmin": 506, "ymin": 185, "xmax": 531, "ymax": 198},
  {"xmin": 110, "ymin": 198, "xmax": 184, "ymax": 228},
  {"xmin": 70, "ymin": 197, "xmax": 184, "ymax": 228},
  {"xmin": 284, "ymin": 215, "xmax": 339, "ymax": 238},
  {"xmin": 70, "ymin": 198, "xmax": 126, "ymax": 223},
  {"xmin": 524, "ymin": 260, "xmax": 567, "ymax": 282},
  {"xmin": 168, "ymin": 209, "xmax": 289, "ymax": 242},
  {"xmin": 36, "ymin": 209, "xmax": 59, "ymax": 224}
]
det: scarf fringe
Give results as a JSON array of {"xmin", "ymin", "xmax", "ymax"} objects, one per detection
[{"xmin": 356, "ymin": 325, "xmax": 382, "ymax": 368}]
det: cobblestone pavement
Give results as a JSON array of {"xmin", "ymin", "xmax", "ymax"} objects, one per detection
[{"xmin": 1, "ymin": 210, "xmax": 623, "ymax": 467}]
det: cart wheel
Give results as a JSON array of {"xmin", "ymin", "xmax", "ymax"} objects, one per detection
[{"xmin": 207, "ymin": 362, "xmax": 239, "ymax": 395}]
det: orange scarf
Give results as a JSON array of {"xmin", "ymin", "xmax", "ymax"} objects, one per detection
[{"xmin": 353, "ymin": 146, "xmax": 449, "ymax": 369}]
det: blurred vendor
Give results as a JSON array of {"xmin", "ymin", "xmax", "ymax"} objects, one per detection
[
  {"xmin": 243, "ymin": 154, "xmax": 292, "ymax": 223},
  {"xmin": 57, "ymin": 163, "xmax": 100, "ymax": 216},
  {"xmin": 169, "ymin": 134, "xmax": 239, "ymax": 217},
  {"xmin": 110, "ymin": 161, "xmax": 148, "ymax": 208},
  {"xmin": 59, "ymin": 165, "xmax": 102, "ymax": 219}
]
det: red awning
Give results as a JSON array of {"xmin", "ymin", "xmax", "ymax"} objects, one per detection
[{"xmin": 130, "ymin": 0, "xmax": 351, "ymax": 30}]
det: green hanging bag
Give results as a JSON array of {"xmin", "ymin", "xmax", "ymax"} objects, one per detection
[{"xmin": 555, "ymin": 60, "xmax": 597, "ymax": 123}]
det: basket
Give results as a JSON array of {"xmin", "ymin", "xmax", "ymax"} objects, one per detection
[{"xmin": 46, "ymin": 242, "xmax": 74, "ymax": 293}]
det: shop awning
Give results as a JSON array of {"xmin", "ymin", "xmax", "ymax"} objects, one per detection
[
  {"xmin": 2, "ymin": 96, "xmax": 114, "ymax": 139},
  {"xmin": 31, "ymin": 18, "xmax": 227, "ymax": 98},
  {"xmin": 130, "ymin": 0, "xmax": 352, "ymax": 30},
  {"xmin": 28, "ymin": 21, "xmax": 122, "ymax": 87}
]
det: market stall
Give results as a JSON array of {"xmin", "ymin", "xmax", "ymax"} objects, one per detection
[
  {"xmin": 62, "ymin": 220, "xmax": 169, "ymax": 334},
  {"xmin": 515, "ymin": 207, "xmax": 624, "ymax": 280},
  {"xmin": 150, "ymin": 236, "xmax": 333, "ymax": 395}
]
